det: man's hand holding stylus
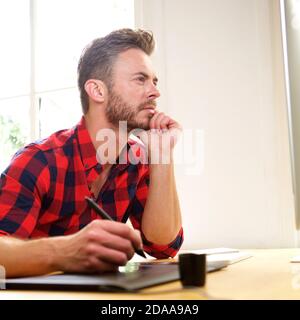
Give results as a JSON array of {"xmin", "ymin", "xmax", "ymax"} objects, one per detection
[{"xmin": 50, "ymin": 219, "xmax": 143, "ymax": 273}]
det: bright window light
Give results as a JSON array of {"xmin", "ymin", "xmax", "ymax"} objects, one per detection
[{"xmin": 0, "ymin": 0, "xmax": 134, "ymax": 172}]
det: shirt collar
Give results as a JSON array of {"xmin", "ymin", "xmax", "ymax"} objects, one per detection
[
  {"xmin": 76, "ymin": 116, "xmax": 132, "ymax": 172},
  {"xmin": 76, "ymin": 116, "xmax": 99, "ymax": 171}
]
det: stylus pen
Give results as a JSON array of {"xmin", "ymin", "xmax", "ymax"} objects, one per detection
[{"xmin": 85, "ymin": 196, "xmax": 147, "ymax": 258}]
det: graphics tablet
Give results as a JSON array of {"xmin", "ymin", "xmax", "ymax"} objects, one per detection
[{"xmin": 5, "ymin": 260, "xmax": 228, "ymax": 292}]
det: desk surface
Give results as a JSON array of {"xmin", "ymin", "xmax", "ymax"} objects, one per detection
[{"xmin": 1, "ymin": 249, "xmax": 300, "ymax": 300}]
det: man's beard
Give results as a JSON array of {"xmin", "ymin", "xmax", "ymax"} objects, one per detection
[{"xmin": 105, "ymin": 90, "xmax": 156, "ymax": 131}]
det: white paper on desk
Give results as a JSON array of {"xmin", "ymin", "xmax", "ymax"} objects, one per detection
[
  {"xmin": 178, "ymin": 247, "xmax": 239, "ymax": 255},
  {"xmin": 206, "ymin": 252, "xmax": 252, "ymax": 264},
  {"xmin": 131, "ymin": 247, "xmax": 240, "ymax": 262},
  {"xmin": 130, "ymin": 252, "xmax": 155, "ymax": 262},
  {"xmin": 177, "ymin": 248, "xmax": 252, "ymax": 265},
  {"xmin": 130, "ymin": 247, "xmax": 252, "ymax": 265}
]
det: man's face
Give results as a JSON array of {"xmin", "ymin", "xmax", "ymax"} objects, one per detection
[{"xmin": 105, "ymin": 48, "xmax": 160, "ymax": 131}]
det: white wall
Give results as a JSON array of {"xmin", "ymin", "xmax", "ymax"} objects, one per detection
[{"xmin": 135, "ymin": 0, "xmax": 297, "ymax": 249}]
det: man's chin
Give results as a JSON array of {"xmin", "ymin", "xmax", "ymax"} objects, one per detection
[{"xmin": 127, "ymin": 120, "xmax": 150, "ymax": 131}]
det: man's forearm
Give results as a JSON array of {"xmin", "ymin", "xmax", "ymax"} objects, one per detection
[
  {"xmin": 0, "ymin": 236, "xmax": 59, "ymax": 278},
  {"xmin": 141, "ymin": 161, "xmax": 182, "ymax": 245},
  {"xmin": 0, "ymin": 219, "xmax": 144, "ymax": 278}
]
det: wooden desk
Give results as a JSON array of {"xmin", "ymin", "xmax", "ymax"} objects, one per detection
[
  {"xmin": 206, "ymin": 248, "xmax": 300, "ymax": 300},
  {"xmin": 1, "ymin": 249, "xmax": 300, "ymax": 300}
]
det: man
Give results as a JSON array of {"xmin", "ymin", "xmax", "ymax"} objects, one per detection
[{"xmin": 0, "ymin": 29, "xmax": 183, "ymax": 277}]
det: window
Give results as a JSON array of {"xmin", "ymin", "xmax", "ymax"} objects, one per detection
[
  {"xmin": 0, "ymin": 0, "xmax": 134, "ymax": 171},
  {"xmin": 0, "ymin": 0, "xmax": 30, "ymax": 171}
]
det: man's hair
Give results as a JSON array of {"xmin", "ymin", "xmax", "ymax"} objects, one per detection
[{"xmin": 77, "ymin": 28, "xmax": 155, "ymax": 114}]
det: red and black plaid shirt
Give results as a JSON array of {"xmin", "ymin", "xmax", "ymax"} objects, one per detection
[{"xmin": 0, "ymin": 117, "xmax": 183, "ymax": 258}]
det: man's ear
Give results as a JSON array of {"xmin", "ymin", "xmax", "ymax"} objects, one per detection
[{"xmin": 84, "ymin": 79, "xmax": 107, "ymax": 103}]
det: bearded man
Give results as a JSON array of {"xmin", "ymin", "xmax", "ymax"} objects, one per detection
[{"xmin": 0, "ymin": 29, "xmax": 183, "ymax": 277}]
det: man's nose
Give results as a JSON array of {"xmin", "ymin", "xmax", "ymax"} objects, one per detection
[{"xmin": 147, "ymin": 83, "xmax": 160, "ymax": 100}]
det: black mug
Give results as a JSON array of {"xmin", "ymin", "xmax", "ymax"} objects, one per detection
[{"xmin": 179, "ymin": 253, "xmax": 206, "ymax": 287}]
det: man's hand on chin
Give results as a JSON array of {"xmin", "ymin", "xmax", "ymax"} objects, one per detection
[{"xmin": 142, "ymin": 111, "xmax": 182, "ymax": 164}]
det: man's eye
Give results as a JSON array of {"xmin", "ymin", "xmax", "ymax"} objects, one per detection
[{"xmin": 137, "ymin": 77, "xmax": 145, "ymax": 83}]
